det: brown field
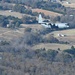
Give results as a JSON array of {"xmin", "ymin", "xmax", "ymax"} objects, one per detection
[
  {"xmin": 21, "ymin": 24, "xmax": 43, "ymax": 30},
  {"xmin": 62, "ymin": 3, "xmax": 75, "ymax": 8},
  {"xmin": 61, "ymin": 0, "xmax": 75, "ymax": 8},
  {"xmin": 0, "ymin": 27, "xmax": 24, "ymax": 40},
  {"xmin": 49, "ymin": 29, "xmax": 75, "ymax": 44},
  {"xmin": 51, "ymin": 29, "xmax": 75, "ymax": 36},
  {"xmin": 0, "ymin": 24, "xmax": 42, "ymax": 40},
  {"xmin": 32, "ymin": 8, "xmax": 62, "ymax": 17},
  {"xmin": 0, "ymin": 10, "xmax": 23, "ymax": 18},
  {"xmin": 32, "ymin": 43, "xmax": 71, "ymax": 50},
  {"xmin": 0, "ymin": 10, "xmax": 29, "ymax": 19}
]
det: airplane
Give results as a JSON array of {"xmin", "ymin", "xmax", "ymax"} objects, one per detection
[
  {"xmin": 38, "ymin": 14, "xmax": 69, "ymax": 29},
  {"xmin": 38, "ymin": 14, "xmax": 51, "ymax": 28}
]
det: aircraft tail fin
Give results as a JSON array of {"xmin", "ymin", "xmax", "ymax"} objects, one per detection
[{"xmin": 38, "ymin": 14, "xmax": 43, "ymax": 24}]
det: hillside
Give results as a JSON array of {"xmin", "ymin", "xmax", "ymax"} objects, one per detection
[
  {"xmin": 0, "ymin": 1, "xmax": 75, "ymax": 75},
  {"xmin": 0, "ymin": 24, "xmax": 74, "ymax": 50},
  {"xmin": 0, "ymin": 24, "xmax": 75, "ymax": 75}
]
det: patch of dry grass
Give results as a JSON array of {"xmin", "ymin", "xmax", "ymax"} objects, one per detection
[
  {"xmin": 32, "ymin": 8, "xmax": 62, "ymax": 17},
  {"xmin": 32, "ymin": 43, "xmax": 71, "ymax": 50},
  {"xmin": 0, "ymin": 10, "xmax": 24, "ymax": 19},
  {"xmin": 49, "ymin": 29, "xmax": 75, "ymax": 44},
  {"xmin": 0, "ymin": 27, "xmax": 24, "ymax": 40},
  {"xmin": 62, "ymin": 3, "xmax": 75, "ymax": 8},
  {"xmin": 51, "ymin": 29, "xmax": 75, "ymax": 36},
  {"xmin": 21, "ymin": 24, "xmax": 43, "ymax": 29}
]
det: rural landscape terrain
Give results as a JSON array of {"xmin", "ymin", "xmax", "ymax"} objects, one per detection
[{"xmin": 0, "ymin": 0, "xmax": 75, "ymax": 75}]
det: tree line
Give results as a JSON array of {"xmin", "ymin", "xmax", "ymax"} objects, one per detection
[
  {"xmin": 0, "ymin": 15, "xmax": 38, "ymax": 28},
  {"xmin": 0, "ymin": 35, "xmax": 75, "ymax": 75}
]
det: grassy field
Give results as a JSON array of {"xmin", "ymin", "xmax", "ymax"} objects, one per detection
[
  {"xmin": 0, "ymin": 24, "xmax": 42, "ymax": 40},
  {"xmin": 0, "ymin": 10, "xmax": 29, "ymax": 19},
  {"xmin": 21, "ymin": 24, "xmax": 43, "ymax": 29},
  {"xmin": 51, "ymin": 29, "xmax": 75, "ymax": 36},
  {"xmin": 50, "ymin": 29, "xmax": 75, "ymax": 44},
  {"xmin": 32, "ymin": 8, "xmax": 62, "ymax": 17},
  {"xmin": 61, "ymin": 0, "xmax": 75, "ymax": 8},
  {"xmin": 32, "ymin": 43, "xmax": 71, "ymax": 50},
  {"xmin": 62, "ymin": 3, "xmax": 75, "ymax": 8},
  {"xmin": 0, "ymin": 27, "xmax": 24, "ymax": 40}
]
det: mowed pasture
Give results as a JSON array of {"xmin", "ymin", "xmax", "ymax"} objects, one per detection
[
  {"xmin": 50, "ymin": 29, "xmax": 75, "ymax": 44},
  {"xmin": 62, "ymin": 3, "xmax": 75, "ymax": 8},
  {"xmin": 51, "ymin": 29, "xmax": 75, "ymax": 36},
  {"xmin": 0, "ymin": 27, "xmax": 24, "ymax": 40},
  {"xmin": 61, "ymin": 0, "xmax": 75, "ymax": 8},
  {"xmin": 32, "ymin": 43, "xmax": 71, "ymax": 51},
  {"xmin": 21, "ymin": 24, "xmax": 43, "ymax": 30},
  {"xmin": 32, "ymin": 8, "xmax": 62, "ymax": 17},
  {"xmin": 0, "ymin": 10, "xmax": 27, "ymax": 19},
  {"xmin": 0, "ymin": 24, "xmax": 43, "ymax": 40}
]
